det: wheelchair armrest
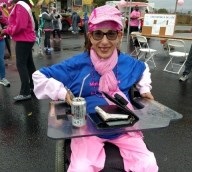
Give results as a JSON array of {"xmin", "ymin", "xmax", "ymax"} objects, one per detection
[
  {"xmin": 128, "ymin": 86, "xmax": 144, "ymax": 109},
  {"xmin": 130, "ymin": 99, "xmax": 144, "ymax": 109}
]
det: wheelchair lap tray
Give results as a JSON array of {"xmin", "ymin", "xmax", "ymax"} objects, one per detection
[
  {"xmin": 88, "ymin": 92, "xmax": 139, "ymax": 129},
  {"xmin": 51, "ymin": 101, "xmax": 71, "ymax": 120}
]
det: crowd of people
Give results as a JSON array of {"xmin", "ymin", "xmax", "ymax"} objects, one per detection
[
  {"xmin": 0, "ymin": 1, "xmax": 192, "ymax": 95},
  {"xmin": 0, "ymin": 0, "xmax": 36, "ymax": 101},
  {"xmin": 0, "ymin": 0, "xmax": 93, "ymax": 101}
]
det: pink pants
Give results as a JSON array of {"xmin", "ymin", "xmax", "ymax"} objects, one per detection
[{"xmin": 67, "ymin": 132, "xmax": 158, "ymax": 172}]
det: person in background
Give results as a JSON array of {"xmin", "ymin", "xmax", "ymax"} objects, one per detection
[
  {"xmin": 83, "ymin": 12, "xmax": 89, "ymax": 46},
  {"xmin": 130, "ymin": 5, "xmax": 141, "ymax": 33},
  {"xmin": 41, "ymin": 4, "xmax": 53, "ymax": 54},
  {"xmin": 179, "ymin": 45, "xmax": 192, "ymax": 81},
  {"xmin": 0, "ymin": 0, "xmax": 36, "ymax": 101},
  {"xmin": 71, "ymin": 11, "xmax": 80, "ymax": 34},
  {"xmin": 32, "ymin": 5, "xmax": 158, "ymax": 172},
  {"xmin": 1, "ymin": 3, "xmax": 12, "ymax": 59},
  {"xmin": 1, "ymin": 3, "xmax": 9, "ymax": 17},
  {"xmin": 139, "ymin": 8, "xmax": 148, "ymax": 32},
  {"xmin": 7, "ymin": 0, "xmax": 15, "ymax": 13},
  {"xmin": 51, "ymin": 7, "xmax": 62, "ymax": 40},
  {"xmin": 130, "ymin": 5, "xmax": 141, "ymax": 47},
  {"xmin": 0, "ymin": 9, "xmax": 10, "ymax": 87}
]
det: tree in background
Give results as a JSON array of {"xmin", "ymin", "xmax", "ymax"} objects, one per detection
[
  {"xmin": 157, "ymin": 8, "xmax": 168, "ymax": 14},
  {"xmin": 93, "ymin": 0, "xmax": 106, "ymax": 7}
]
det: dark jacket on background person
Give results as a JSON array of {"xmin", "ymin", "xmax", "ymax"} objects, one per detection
[{"xmin": 32, "ymin": 11, "xmax": 38, "ymax": 32}]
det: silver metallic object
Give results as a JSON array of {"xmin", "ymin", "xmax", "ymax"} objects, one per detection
[{"xmin": 71, "ymin": 97, "xmax": 86, "ymax": 127}]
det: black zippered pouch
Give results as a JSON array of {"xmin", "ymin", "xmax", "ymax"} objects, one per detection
[{"xmin": 88, "ymin": 92, "xmax": 139, "ymax": 129}]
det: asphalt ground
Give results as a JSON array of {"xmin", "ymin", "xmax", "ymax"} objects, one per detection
[{"xmin": 0, "ymin": 31, "xmax": 192, "ymax": 172}]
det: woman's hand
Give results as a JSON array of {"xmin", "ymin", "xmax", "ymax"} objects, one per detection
[
  {"xmin": 141, "ymin": 92, "xmax": 154, "ymax": 100},
  {"xmin": 65, "ymin": 93, "xmax": 72, "ymax": 105},
  {"xmin": 65, "ymin": 89, "xmax": 74, "ymax": 105}
]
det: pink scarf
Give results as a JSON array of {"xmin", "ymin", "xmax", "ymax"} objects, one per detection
[{"xmin": 90, "ymin": 48, "xmax": 133, "ymax": 110}]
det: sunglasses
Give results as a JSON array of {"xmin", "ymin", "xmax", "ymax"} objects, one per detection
[{"xmin": 91, "ymin": 30, "xmax": 119, "ymax": 41}]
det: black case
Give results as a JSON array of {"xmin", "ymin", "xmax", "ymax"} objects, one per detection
[{"xmin": 88, "ymin": 92, "xmax": 139, "ymax": 129}]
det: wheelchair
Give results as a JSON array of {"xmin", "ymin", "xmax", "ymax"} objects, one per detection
[
  {"xmin": 54, "ymin": 88, "xmax": 143, "ymax": 172},
  {"xmin": 52, "ymin": 88, "xmax": 182, "ymax": 172}
]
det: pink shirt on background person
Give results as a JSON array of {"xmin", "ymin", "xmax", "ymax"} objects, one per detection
[
  {"xmin": 3, "ymin": 2, "xmax": 36, "ymax": 42},
  {"xmin": 130, "ymin": 10, "xmax": 141, "ymax": 27}
]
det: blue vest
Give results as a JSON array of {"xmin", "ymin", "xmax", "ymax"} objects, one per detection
[{"xmin": 40, "ymin": 51, "xmax": 146, "ymax": 139}]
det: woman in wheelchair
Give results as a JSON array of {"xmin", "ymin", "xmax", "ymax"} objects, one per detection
[{"xmin": 32, "ymin": 5, "xmax": 158, "ymax": 172}]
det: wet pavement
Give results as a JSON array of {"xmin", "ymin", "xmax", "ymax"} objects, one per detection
[{"xmin": 0, "ymin": 32, "xmax": 192, "ymax": 172}]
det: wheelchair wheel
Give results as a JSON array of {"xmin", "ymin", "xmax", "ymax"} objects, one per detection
[{"xmin": 55, "ymin": 140, "xmax": 65, "ymax": 172}]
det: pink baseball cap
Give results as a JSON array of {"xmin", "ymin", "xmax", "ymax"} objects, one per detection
[{"xmin": 88, "ymin": 5, "xmax": 123, "ymax": 31}]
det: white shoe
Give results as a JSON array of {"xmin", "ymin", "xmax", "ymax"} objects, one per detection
[
  {"xmin": 72, "ymin": 31, "xmax": 77, "ymax": 34},
  {"xmin": 179, "ymin": 75, "xmax": 189, "ymax": 82},
  {"xmin": 0, "ymin": 78, "xmax": 10, "ymax": 87},
  {"xmin": 13, "ymin": 94, "xmax": 31, "ymax": 101}
]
